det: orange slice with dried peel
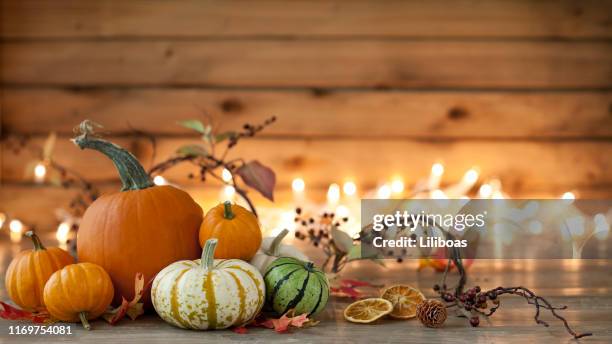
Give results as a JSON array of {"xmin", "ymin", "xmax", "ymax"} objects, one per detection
[
  {"xmin": 381, "ymin": 285, "xmax": 425, "ymax": 319},
  {"xmin": 343, "ymin": 298, "xmax": 393, "ymax": 323}
]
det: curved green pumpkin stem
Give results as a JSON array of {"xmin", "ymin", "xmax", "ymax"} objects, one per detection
[
  {"xmin": 223, "ymin": 201, "xmax": 235, "ymax": 219},
  {"xmin": 79, "ymin": 312, "xmax": 91, "ymax": 330},
  {"xmin": 72, "ymin": 120, "xmax": 153, "ymax": 191},
  {"xmin": 25, "ymin": 231, "xmax": 45, "ymax": 251},
  {"xmin": 268, "ymin": 229, "xmax": 289, "ymax": 256},
  {"xmin": 201, "ymin": 239, "xmax": 218, "ymax": 269}
]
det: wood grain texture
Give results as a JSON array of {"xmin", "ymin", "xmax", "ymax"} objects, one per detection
[
  {"xmin": 2, "ymin": 41, "xmax": 611, "ymax": 88},
  {"xmin": 3, "ymin": 137, "xmax": 610, "ymax": 189},
  {"xmin": 1, "ymin": 0, "xmax": 611, "ymax": 39},
  {"xmin": 0, "ymin": 239, "xmax": 610, "ymax": 344},
  {"xmin": 3, "ymin": 89, "xmax": 612, "ymax": 138}
]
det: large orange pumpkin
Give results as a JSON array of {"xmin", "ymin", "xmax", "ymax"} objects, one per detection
[
  {"xmin": 43, "ymin": 262, "xmax": 114, "ymax": 330},
  {"xmin": 5, "ymin": 231, "xmax": 74, "ymax": 311},
  {"xmin": 199, "ymin": 201, "xmax": 262, "ymax": 260},
  {"xmin": 73, "ymin": 122, "xmax": 202, "ymax": 305}
]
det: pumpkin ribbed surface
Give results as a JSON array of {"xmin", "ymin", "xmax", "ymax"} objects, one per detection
[
  {"xmin": 264, "ymin": 257, "xmax": 329, "ymax": 317},
  {"xmin": 43, "ymin": 263, "xmax": 114, "ymax": 322},
  {"xmin": 5, "ymin": 233, "xmax": 74, "ymax": 311},
  {"xmin": 152, "ymin": 240, "xmax": 265, "ymax": 330}
]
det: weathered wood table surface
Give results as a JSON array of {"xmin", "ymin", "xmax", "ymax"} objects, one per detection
[{"xmin": 1, "ymin": 237, "xmax": 611, "ymax": 344}]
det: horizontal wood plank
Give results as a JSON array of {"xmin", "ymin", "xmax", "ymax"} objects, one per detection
[
  {"xmin": 2, "ymin": 137, "xmax": 610, "ymax": 193},
  {"xmin": 1, "ymin": 0, "xmax": 611, "ymax": 39},
  {"xmin": 2, "ymin": 89, "xmax": 612, "ymax": 138},
  {"xmin": 2, "ymin": 41, "xmax": 611, "ymax": 88}
]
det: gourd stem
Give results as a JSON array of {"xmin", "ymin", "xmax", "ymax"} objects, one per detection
[
  {"xmin": 201, "ymin": 239, "xmax": 218, "ymax": 269},
  {"xmin": 79, "ymin": 312, "xmax": 91, "ymax": 331},
  {"xmin": 268, "ymin": 229, "xmax": 289, "ymax": 256},
  {"xmin": 24, "ymin": 231, "xmax": 45, "ymax": 251},
  {"xmin": 72, "ymin": 122, "xmax": 153, "ymax": 191},
  {"xmin": 223, "ymin": 201, "xmax": 235, "ymax": 219}
]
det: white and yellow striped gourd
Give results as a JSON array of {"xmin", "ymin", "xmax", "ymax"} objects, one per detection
[{"xmin": 151, "ymin": 239, "xmax": 265, "ymax": 330}]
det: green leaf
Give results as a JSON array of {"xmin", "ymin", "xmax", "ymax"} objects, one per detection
[
  {"xmin": 177, "ymin": 120, "xmax": 206, "ymax": 134},
  {"xmin": 331, "ymin": 227, "xmax": 353, "ymax": 254},
  {"xmin": 214, "ymin": 131, "xmax": 237, "ymax": 143},
  {"xmin": 347, "ymin": 245, "xmax": 362, "ymax": 261},
  {"xmin": 236, "ymin": 160, "xmax": 276, "ymax": 201},
  {"xmin": 42, "ymin": 132, "xmax": 56, "ymax": 161},
  {"xmin": 176, "ymin": 145, "xmax": 208, "ymax": 158}
]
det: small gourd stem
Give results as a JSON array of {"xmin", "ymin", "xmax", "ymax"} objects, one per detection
[
  {"xmin": 223, "ymin": 201, "xmax": 235, "ymax": 219},
  {"xmin": 201, "ymin": 239, "xmax": 218, "ymax": 269},
  {"xmin": 268, "ymin": 229, "xmax": 289, "ymax": 256},
  {"xmin": 24, "ymin": 231, "xmax": 45, "ymax": 251},
  {"xmin": 79, "ymin": 312, "xmax": 91, "ymax": 331},
  {"xmin": 72, "ymin": 126, "xmax": 153, "ymax": 191}
]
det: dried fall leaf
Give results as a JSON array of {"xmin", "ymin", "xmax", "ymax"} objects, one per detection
[
  {"xmin": 0, "ymin": 301, "xmax": 53, "ymax": 324},
  {"xmin": 103, "ymin": 272, "xmax": 146, "ymax": 325}
]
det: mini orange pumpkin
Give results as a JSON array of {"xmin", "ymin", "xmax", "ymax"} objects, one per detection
[
  {"xmin": 5, "ymin": 231, "xmax": 74, "ymax": 311},
  {"xmin": 43, "ymin": 262, "xmax": 114, "ymax": 330},
  {"xmin": 199, "ymin": 201, "xmax": 262, "ymax": 260},
  {"xmin": 73, "ymin": 121, "xmax": 202, "ymax": 305}
]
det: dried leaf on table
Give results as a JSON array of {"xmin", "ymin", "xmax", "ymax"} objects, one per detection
[
  {"xmin": 0, "ymin": 301, "xmax": 54, "ymax": 324},
  {"xmin": 251, "ymin": 310, "xmax": 318, "ymax": 333},
  {"xmin": 103, "ymin": 272, "xmax": 147, "ymax": 325},
  {"xmin": 236, "ymin": 160, "xmax": 276, "ymax": 201}
]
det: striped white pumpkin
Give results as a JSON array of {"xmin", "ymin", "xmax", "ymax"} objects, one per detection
[{"xmin": 152, "ymin": 239, "xmax": 265, "ymax": 330}]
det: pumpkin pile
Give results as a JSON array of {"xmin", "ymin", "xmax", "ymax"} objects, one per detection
[{"xmin": 2, "ymin": 122, "xmax": 330, "ymax": 332}]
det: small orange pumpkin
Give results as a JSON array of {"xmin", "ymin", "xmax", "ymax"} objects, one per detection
[
  {"xmin": 43, "ymin": 262, "xmax": 114, "ymax": 330},
  {"xmin": 5, "ymin": 231, "xmax": 74, "ymax": 311},
  {"xmin": 199, "ymin": 201, "xmax": 262, "ymax": 260}
]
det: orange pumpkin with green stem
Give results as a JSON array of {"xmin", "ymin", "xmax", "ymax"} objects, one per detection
[
  {"xmin": 199, "ymin": 201, "xmax": 262, "ymax": 260},
  {"xmin": 72, "ymin": 120, "xmax": 202, "ymax": 305},
  {"xmin": 43, "ymin": 262, "xmax": 114, "ymax": 330},
  {"xmin": 5, "ymin": 231, "xmax": 74, "ymax": 311}
]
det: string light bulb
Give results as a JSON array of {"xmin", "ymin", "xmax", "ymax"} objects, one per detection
[
  {"xmin": 327, "ymin": 183, "xmax": 340, "ymax": 204},
  {"xmin": 56, "ymin": 222, "xmax": 71, "ymax": 244},
  {"xmin": 343, "ymin": 181, "xmax": 357, "ymax": 196},
  {"xmin": 221, "ymin": 168, "xmax": 232, "ymax": 183},
  {"xmin": 291, "ymin": 178, "xmax": 305, "ymax": 193},
  {"xmin": 377, "ymin": 185, "xmax": 392, "ymax": 199},
  {"xmin": 431, "ymin": 163, "xmax": 444, "ymax": 176},
  {"xmin": 153, "ymin": 175, "xmax": 167, "ymax": 185},
  {"xmin": 391, "ymin": 178, "xmax": 404, "ymax": 194},
  {"xmin": 34, "ymin": 162, "xmax": 46, "ymax": 183}
]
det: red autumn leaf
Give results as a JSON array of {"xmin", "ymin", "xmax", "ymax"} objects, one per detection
[
  {"xmin": 236, "ymin": 160, "xmax": 276, "ymax": 201},
  {"xmin": 103, "ymin": 272, "xmax": 148, "ymax": 325},
  {"xmin": 250, "ymin": 310, "xmax": 316, "ymax": 333},
  {"xmin": 232, "ymin": 326, "xmax": 249, "ymax": 334},
  {"xmin": 0, "ymin": 301, "xmax": 53, "ymax": 324},
  {"xmin": 331, "ymin": 286, "xmax": 363, "ymax": 299}
]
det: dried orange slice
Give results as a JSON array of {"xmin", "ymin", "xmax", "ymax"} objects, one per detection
[
  {"xmin": 343, "ymin": 298, "xmax": 393, "ymax": 323},
  {"xmin": 381, "ymin": 285, "xmax": 425, "ymax": 319}
]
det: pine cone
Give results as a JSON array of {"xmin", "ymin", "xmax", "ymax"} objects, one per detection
[{"xmin": 416, "ymin": 299, "xmax": 447, "ymax": 328}]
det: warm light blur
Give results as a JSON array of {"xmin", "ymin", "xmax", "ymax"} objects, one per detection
[
  {"xmin": 56, "ymin": 222, "xmax": 71, "ymax": 244},
  {"xmin": 377, "ymin": 185, "xmax": 392, "ymax": 198},
  {"xmin": 0, "ymin": 213, "xmax": 6, "ymax": 228},
  {"xmin": 391, "ymin": 178, "xmax": 404, "ymax": 194},
  {"xmin": 223, "ymin": 185, "xmax": 236, "ymax": 199},
  {"xmin": 431, "ymin": 189, "xmax": 448, "ymax": 199},
  {"xmin": 153, "ymin": 175, "xmax": 167, "ymax": 185},
  {"xmin": 291, "ymin": 178, "xmax": 305, "ymax": 193},
  {"xmin": 343, "ymin": 181, "xmax": 357, "ymax": 196},
  {"xmin": 221, "ymin": 168, "xmax": 232, "ymax": 183},
  {"xmin": 431, "ymin": 163, "xmax": 444, "ymax": 176},
  {"xmin": 9, "ymin": 219, "xmax": 23, "ymax": 233},
  {"xmin": 327, "ymin": 183, "xmax": 340, "ymax": 204},
  {"xmin": 562, "ymin": 192, "xmax": 575, "ymax": 200},
  {"xmin": 479, "ymin": 183, "xmax": 492, "ymax": 198},
  {"xmin": 34, "ymin": 162, "xmax": 46, "ymax": 183},
  {"xmin": 335, "ymin": 205, "xmax": 350, "ymax": 218},
  {"xmin": 463, "ymin": 168, "xmax": 479, "ymax": 185}
]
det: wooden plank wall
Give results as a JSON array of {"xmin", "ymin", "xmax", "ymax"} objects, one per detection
[{"xmin": 1, "ymin": 0, "xmax": 611, "ymax": 231}]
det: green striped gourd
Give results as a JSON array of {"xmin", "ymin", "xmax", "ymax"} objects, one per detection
[
  {"xmin": 264, "ymin": 257, "xmax": 329, "ymax": 317},
  {"xmin": 151, "ymin": 239, "xmax": 265, "ymax": 330}
]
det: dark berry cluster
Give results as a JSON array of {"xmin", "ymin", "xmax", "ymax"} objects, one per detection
[
  {"xmin": 293, "ymin": 207, "xmax": 349, "ymax": 249},
  {"xmin": 434, "ymin": 284, "xmax": 500, "ymax": 327}
]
